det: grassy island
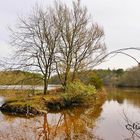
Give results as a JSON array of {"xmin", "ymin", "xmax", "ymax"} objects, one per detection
[{"xmin": 0, "ymin": 81, "xmax": 106, "ymax": 116}]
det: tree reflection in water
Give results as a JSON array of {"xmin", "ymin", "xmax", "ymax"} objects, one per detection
[
  {"xmin": 36, "ymin": 104, "xmax": 103, "ymax": 140},
  {"xmin": 0, "ymin": 103, "xmax": 104, "ymax": 140}
]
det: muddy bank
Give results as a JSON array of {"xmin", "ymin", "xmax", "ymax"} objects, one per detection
[{"xmin": 0, "ymin": 103, "xmax": 41, "ymax": 116}]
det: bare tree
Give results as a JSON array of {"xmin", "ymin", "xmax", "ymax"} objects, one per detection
[
  {"xmin": 10, "ymin": 6, "xmax": 59, "ymax": 94},
  {"xmin": 53, "ymin": 0, "xmax": 106, "ymax": 87},
  {"xmin": 7, "ymin": 0, "xmax": 140, "ymax": 93}
]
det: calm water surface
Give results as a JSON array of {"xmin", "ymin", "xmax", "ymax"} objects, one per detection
[
  {"xmin": 94, "ymin": 88, "xmax": 140, "ymax": 140},
  {"xmin": 0, "ymin": 88, "xmax": 140, "ymax": 140}
]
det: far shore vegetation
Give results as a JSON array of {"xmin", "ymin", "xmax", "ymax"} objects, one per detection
[{"xmin": 0, "ymin": 65, "xmax": 140, "ymax": 88}]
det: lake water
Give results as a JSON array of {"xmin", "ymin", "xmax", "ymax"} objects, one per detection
[
  {"xmin": 0, "ymin": 88, "xmax": 140, "ymax": 140},
  {"xmin": 0, "ymin": 85, "xmax": 60, "ymax": 90}
]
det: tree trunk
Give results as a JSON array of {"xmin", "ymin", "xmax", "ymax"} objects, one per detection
[
  {"xmin": 64, "ymin": 65, "xmax": 70, "ymax": 89},
  {"xmin": 72, "ymin": 63, "xmax": 79, "ymax": 82},
  {"xmin": 72, "ymin": 70, "xmax": 77, "ymax": 82},
  {"xmin": 44, "ymin": 77, "xmax": 48, "ymax": 95}
]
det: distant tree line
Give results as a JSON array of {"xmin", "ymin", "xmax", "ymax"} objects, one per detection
[
  {"xmin": 117, "ymin": 66, "xmax": 140, "ymax": 87},
  {"xmin": 0, "ymin": 70, "xmax": 43, "ymax": 85},
  {"xmin": 0, "ymin": 66, "xmax": 139, "ymax": 89},
  {"xmin": 50, "ymin": 66, "xmax": 140, "ymax": 88}
]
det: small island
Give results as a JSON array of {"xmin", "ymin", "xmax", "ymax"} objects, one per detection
[{"xmin": 0, "ymin": 78, "xmax": 106, "ymax": 116}]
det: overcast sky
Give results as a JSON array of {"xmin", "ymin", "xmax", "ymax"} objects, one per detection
[{"xmin": 0, "ymin": 0, "xmax": 140, "ymax": 69}]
